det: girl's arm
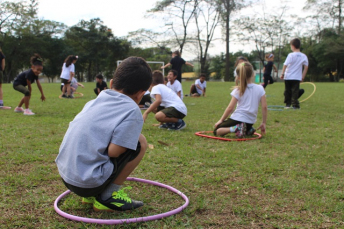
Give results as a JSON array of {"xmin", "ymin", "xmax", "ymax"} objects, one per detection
[
  {"xmin": 36, "ymin": 79, "xmax": 46, "ymax": 101},
  {"xmin": 69, "ymin": 71, "xmax": 75, "ymax": 81},
  {"xmin": 257, "ymin": 95, "xmax": 267, "ymax": 134},
  {"xmin": 214, "ymin": 96, "xmax": 238, "ymax": 128},
  {"xmin": 273, "ymin": 64, "xmax": 278, "ymax": 72},
  {"xmin": 27, "ymin": 79, "xmax": 32, "ymax": 93},
  {"xmin": 1, "ymin": 58, "xmax": 5, "ymax": 70},
  {"xmin": 143, "ymin": 94, "xmax": 162, "ymax": 122}
]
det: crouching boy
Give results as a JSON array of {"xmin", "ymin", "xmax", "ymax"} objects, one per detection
[
  {"xmin": 143, "ymin": 70, "xmax": 187, "ymax": 130},
  {"xmin": 55, "ymin": 57, "xmax": 152, "ymax": 212}
]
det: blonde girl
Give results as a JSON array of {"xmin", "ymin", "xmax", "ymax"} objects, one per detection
[{"xmin": 214, "ymin": 62, "xmax": 267, "ymax": 138}]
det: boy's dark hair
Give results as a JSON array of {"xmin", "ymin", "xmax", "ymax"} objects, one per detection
[
  {"xmin": 112, "ymin": 57, "xmax": 152, "ymax": 95},
  {"xmin": 290, "ymin": 38, "xmax": 301, "ymax": 49},
  {"xmin": 200, "ymin": 73, "xmax": 206, "ymax": 78},
  {"xmin": 152, "ymin": 70, "xmax": 164, "ymax": 85},
  {"xmin": 169, "ymin": 69, "xmax": 178, "ymax": 77},
  {"xmin": 30, "ymin": 53, "xmax": 43, "ymax": 66},
  {"xmin": 64, "ymin": 55, "xmax": 78, "ymax": 67},
  {"xmin": 173, "ymin": 50, "xmax": 180, "ymax": 56},
  {"xmin": 234, "ymin": 56, "xmax": 248, "ymax": 67},
  {"xmin": 96, "ymin": 74, "xmax": 104, "ymax": 80}
]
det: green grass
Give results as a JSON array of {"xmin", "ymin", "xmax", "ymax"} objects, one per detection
[{"xmin": 0, "ymin": 81, "xmax": 343, "ymax": 228}]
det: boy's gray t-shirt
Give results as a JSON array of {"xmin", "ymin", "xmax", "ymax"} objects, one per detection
[{"xmin": 55, "ymin": 90, "xmax": 143, "ymax": 188}]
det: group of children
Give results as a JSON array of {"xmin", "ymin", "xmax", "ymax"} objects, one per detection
[{"xmin": 0, "ymin": 38, "xmax": 308, "ymax": 213}]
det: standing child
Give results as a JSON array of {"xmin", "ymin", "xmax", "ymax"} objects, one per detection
[
  {"xmin": 94, "ymin": 74, "xmax": 108, "ymax": 96},
  {"xmin": 262, "ymin": 53, "xmax": 278, "ymax": 89},
  {"xmin": 214, "ymin": 62, "xmax": 267, "ymax": 138},
  {"xmin": 60, "ymin": 55, "xmax": 78, "ymax": 98},
  {"xmin": 61, "ymin": 78, "xmax": 84, "ymax": 96},
  {"xmin": 166, "ymin": 69, "xmax": 183, "ymax": 99},
  {"xmin": 143, "ymin": 70, "xmax": 187, "ymax": 130},
  {"xmin": 13, "ymin": 54, "xmax": 46, "ymax": 115},
  {"xmin": 56, "ymin": 56, "xmax": 152, "ymax": 212},
  {"xmin": 0, "ymin": 47, "xmax": 6, "ymax": 108},
  {"xmin": 189, "ymin": 74, "xmax": 206, "ymax": 97},
  {"xmin": 161, "ymin": 50, "xmax": 194, "ymax": 83},
  {"xmin": 281, "ymin": 38, "xmax": 309, "ymax": 109}
]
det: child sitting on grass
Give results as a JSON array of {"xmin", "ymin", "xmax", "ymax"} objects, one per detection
[
  {"xmin": 56, "ymin": 56, "xmax": 152, "ymax": 212},
  {"xmin": 143, "ymin": 70, "xmax": 187, "ymax": 130},
  {"xmin": 166, "ymin": 69, "xmax": 183, "ymax": 99},
  {"xmin": 214, "ymin": 62, "xmax": 267, "ymax": 138},
  {"xmin": 189, "ymin": 73, "xmax": 206, "ymax": 97}
]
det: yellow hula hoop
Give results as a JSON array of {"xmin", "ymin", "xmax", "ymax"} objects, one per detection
[
  {"xmin": 299, "ymin": 82, "xmax": 316, "ymax": 103},
  {"xmin": 58, "ymin": 92, "xmax": 84, "ymax": 99}
]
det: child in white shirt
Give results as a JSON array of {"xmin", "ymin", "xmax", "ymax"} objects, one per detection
[
  {"xmin": 189, "ymin": 74, "xmax": 206, "ymax": 97},
  {"xmin": 166, "ymin": 70, "xmax": 183, "ymax": 100}
]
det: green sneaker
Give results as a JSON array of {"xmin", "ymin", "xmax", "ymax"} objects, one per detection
[
  {"xmin": 93, "ymin": 187, "xmax": 143, "ymax": 212},
  {"xmin": 81, "ymin": 196, "xmax": 96, "ymax": 205}
]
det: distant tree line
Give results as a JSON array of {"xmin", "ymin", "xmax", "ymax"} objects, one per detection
[{"xmin": 0, "ymin": 0, "xmax": 343, "ymax": 82}]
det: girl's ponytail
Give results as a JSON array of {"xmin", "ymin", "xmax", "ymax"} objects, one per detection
[{"xmin": 235, "ymin": 62, "xmax": 254, "ymax": 96}]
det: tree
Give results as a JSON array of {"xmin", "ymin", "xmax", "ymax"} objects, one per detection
[
  {"xmin": 148, "ymin": 0, "xmax": 199, "ymax": 55},
  {"xmin": 194, "ymin": 0, "xmax": 221, "ymax": 76}
]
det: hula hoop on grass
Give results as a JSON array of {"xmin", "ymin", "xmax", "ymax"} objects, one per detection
[
  {"xmin": 268, "ymin": 105, "xmax": 285, "ymax": 111},
  {"xmin": 58, "ymin": 92, "xmax": 84, "ymax": 99},
  {"xmin": 300, "ymin": 82, "xmax": 316, "ymax": 103},
  {"xmin": 54, "ymin": 177, "xmax": 189, "ymax": 225},
  {"xmin": 195, "ymin": 131, "xmax": 262, "ymax": 141},
  {"xmin": 0, "ymin": 106, "xmax": 11, "ymax": 110}
]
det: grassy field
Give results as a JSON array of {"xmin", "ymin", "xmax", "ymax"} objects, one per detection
[{"xmin": 0, "ymin": 81, "xmax": 343, "ymax": 228}]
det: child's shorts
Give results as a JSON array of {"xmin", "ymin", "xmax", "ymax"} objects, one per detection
[
  {"xmin": 213, "ymin": 118, "xmax": 253, "ymax": 136},
  {"xmin": 159, "ymin": 107, "xmax": 185, "ymax": 119},
  {"xmin": 62, "ymin": 141, "xmax": 141, "ymax": 198},
  {"xmin": 61, "ymin": 78, "xmax": 71, "ymax": 84},
  {"xmin": 13, "ymin": 84, "xmax": 30, "ymax": 96},
  {"xmin": 191, "ymin": 85, "xmax": 200, "ymax": 95}
]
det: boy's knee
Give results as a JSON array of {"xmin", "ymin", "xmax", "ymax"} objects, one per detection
[
  {"xmin": 155, "ymin": 112, "xmax": 165, "ymax": 122},
  {"xmin": 138, "ymin": 134, "xmax": 147, "ymax": 152}
]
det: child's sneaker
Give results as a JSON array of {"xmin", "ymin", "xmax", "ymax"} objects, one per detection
[
  {"xmin": 82, "ymin": 196, "xmax": 96, "ymax": 205},
  {"xmin": 247, "ymin": 127, "xmax": 255, "ymax": 136},
  {"xmin": 62, "ymin": 94, "xmax": 67, "ymax": 98},
  {"xmin": 14, "ymin": 107, "xmax": 25, "ymax": 113},
  {"xmin": 93, "ymin": 187, "xmax": 143, "ymax": 212},
  {"xmin": 284, "ymin": 104, "xmax": 292, "ymax": 109},
  {"xmin": 168, "ymin": 119, "xmax": 186, "ymax": 131},
  {"xmin": 23, "ymin": 109, "xmax": 35, "ymax": 115},
  {"xmin": 159, "ymin": 123, "xmax": 170, "ymax": 129},
  {"xmin": 144, "ymin": 102, "xmax": 151, "ymax": 108},
  {"xmin": 67, "ymin": 95, "xmax": 74, "ymax": 99},
  {"xmin": 235, "ymin": 123, "xmax": 246, "ymax": 138}
]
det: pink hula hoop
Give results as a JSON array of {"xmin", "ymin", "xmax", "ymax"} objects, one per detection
[
  {"xmin": 195, "ymin": 131, "xmax": 262, "ymax": 141},
  {"xmin": 54, "ymin": 177, "xmax": 189, "ymax": 225}
]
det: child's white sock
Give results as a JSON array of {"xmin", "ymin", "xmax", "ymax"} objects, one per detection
[
  {"xmin": 229, "ymin": 126, "xmax": 237, "ymax": 133},
  {"xmin": 100, "ymin": 183, "xmax": 121, "ymax": 200}
]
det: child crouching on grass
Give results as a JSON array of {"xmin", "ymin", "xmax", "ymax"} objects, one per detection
[
  {"xmin": 56, "ymin": 56, "xmax": 152, "ymax": 212},
  {"xmin": 214, "ymin": 62, "xmax": 267, "ymax": 138},
  {"xmin": 143, "ymin": 70, "xmax": 187, "ymax": 130}
]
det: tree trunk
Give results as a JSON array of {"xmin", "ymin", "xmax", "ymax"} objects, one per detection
[{"xmin": 224, "ymin": 0, "xmax": 231, "ymax": 82}]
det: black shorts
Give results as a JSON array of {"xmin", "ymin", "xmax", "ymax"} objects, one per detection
[
  {"xmin": 159, "ymin": 107, "xmax": 185, "ymax": 119},
  {"xmin": 62, "ymin": 142, "xmax": 141, "ymax": 197},
  {"xmin": 191, "ymin": 85, "xmax": 200, "ymax": 95},
  {"xmin": 61, "ymin": 78, "xmax": 70, "ymax": 84},
  {"xmin": 213, "ymin": 118, "xmax": 253, "ymax": 136},
  {"xmin": 139, "ymin": 94, "xmax": 151, "ymax": 105}
]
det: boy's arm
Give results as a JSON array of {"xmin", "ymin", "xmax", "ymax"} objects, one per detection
[
  {"xmin": 77, "ymin": 83, "xmax": 84, "ymax": 88},
  {"xmin": 177, "ymin": 91, "xmax": 181, "ymax": 98},
  {"xmin": 301, "ymin": 65, "xmax": 308, "ymax": 82},
  {"xmin": 161, "ymin": 63, "xmax": 171, "ymax": 69},
  {"xmin": 108, "ymin": 143, "xmax": 127, "ymax": 158},
  {"xmin": 185, "ymin": 62, "xmax": 194, "ymax": 67},
  {"xmin": 257, "ymin": 95, "xmax": 267, "ymax": 135},
  {"xmin": 280, "ymin": 65, "xmax": 287, "ymax": 79},
  {"xmin": 214, "ymin": 96, "xmax": 237, "ymax": 128},
  {"xmin": 143, "ymin": 94, "xmax": 162, "ymax": 122},
  {"xmin": 36, "ymin": 79, "xmax": 46, "ymax": 101},
  {"xmin": 203, "ymin": 87, "xmax": 206, "ymax": 97}
]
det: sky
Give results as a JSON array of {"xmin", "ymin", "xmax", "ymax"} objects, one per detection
[{"xmin": 35, "ymin": 0, "xmax": 307, "ymax": 60}]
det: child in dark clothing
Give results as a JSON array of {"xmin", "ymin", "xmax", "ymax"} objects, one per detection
[
  {"xmin": 262, "ymin": 53, "xmax": 278, "ymax": 89},
  {"xmin": 94, "ymin": 74, "xmax": 107, "ymax": 95}
]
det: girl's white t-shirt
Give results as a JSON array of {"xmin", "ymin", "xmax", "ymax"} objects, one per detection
[
  {"xmin": 230, "ymin": 83, "xmax": 265, "ymax": 124},
  {"xmin": 60, "ymin": 63, "xmax": 75, "ymax": 80},
  {"xmin": 166, "ymin": 80, "xmax": 183, "ymax": 100},
  {"xmin": 150, "ymin": 84, "xmax": 187, "ymax": 115}
]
